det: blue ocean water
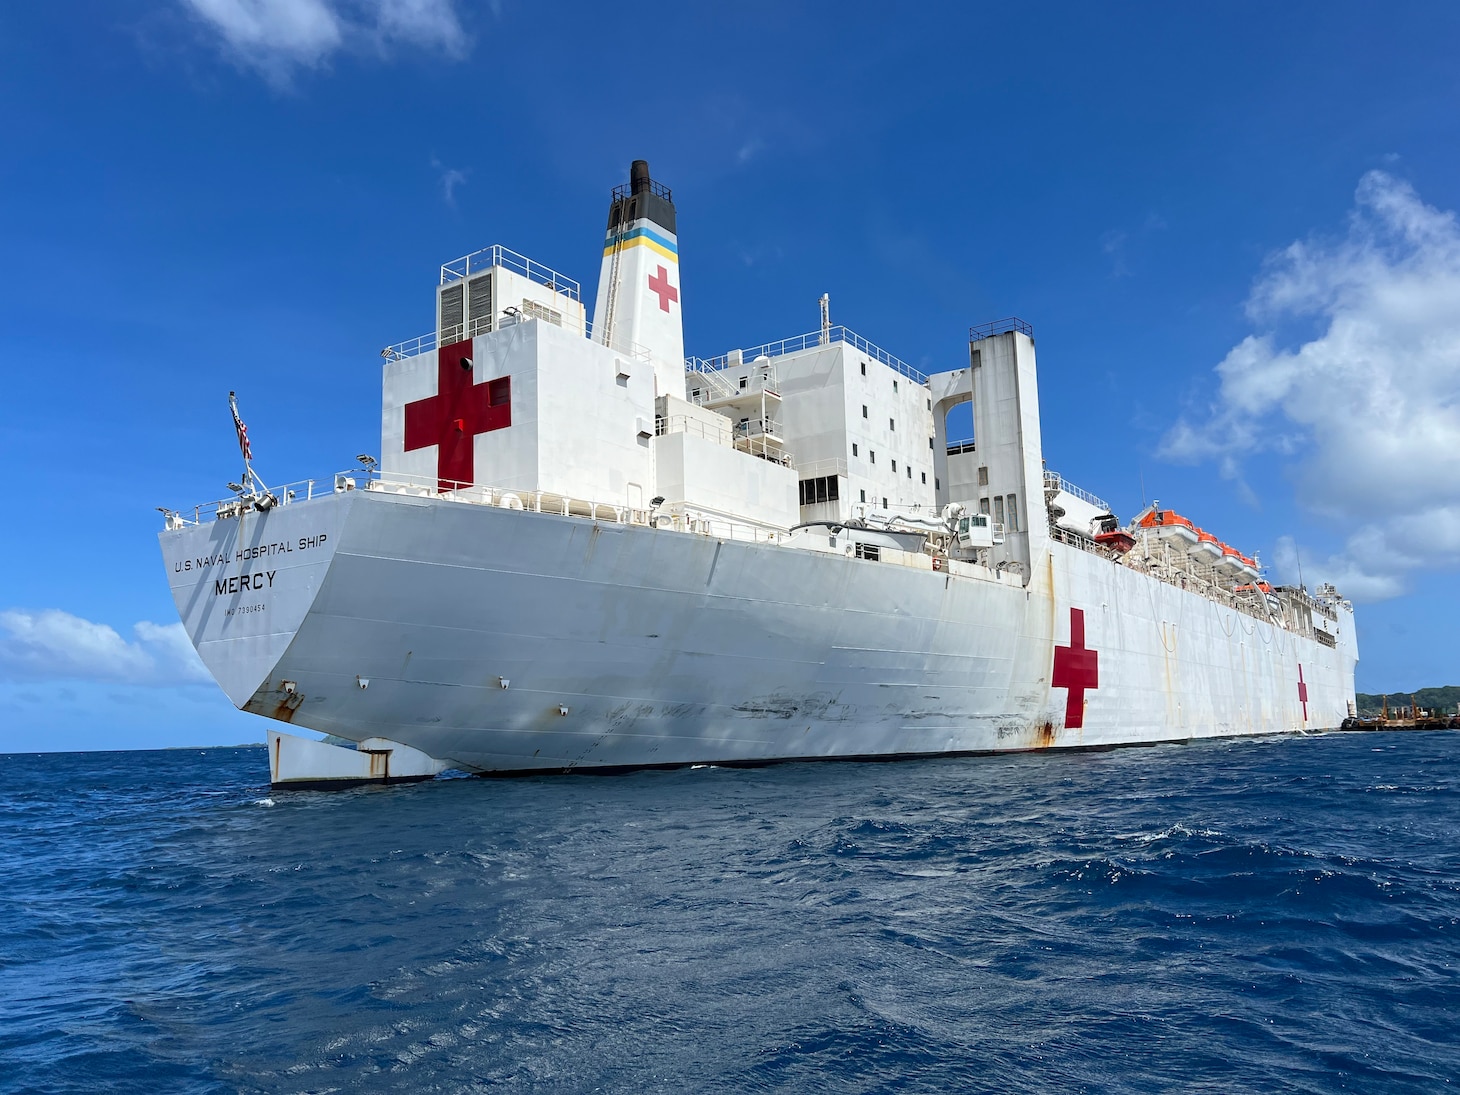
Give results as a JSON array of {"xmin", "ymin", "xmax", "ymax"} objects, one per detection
[{"xmin": 1, "ymin": 733, "xmax": 1457, "ymax": 1094}]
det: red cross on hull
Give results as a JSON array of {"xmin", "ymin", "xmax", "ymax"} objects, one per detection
[
  {"xmin": 1297, "ymin": 664, "xmax": 1309, "ymax": 722},
  {"xmin": 648, "ymin": 264, "xmax": 678, "ymax": 312},
  {"xmin": 1052, "ymin": 607, "xmax": 1099, "ymax": 729},
  {"xmin": 403, "ymin": 338, "xmax": 511, "ymax": 492}
]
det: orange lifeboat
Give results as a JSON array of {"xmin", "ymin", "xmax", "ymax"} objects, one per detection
[
  {"xmin": 1136, "ymin": 507, "xmax": 1199, "ymax": 546},
  {"xmin": 1135, "ymin": 505, "xmax": 1262, "ymax": 581},
  {"xmin": 1192, "ymin": 528, "xmax": 1224, "ymax": 562},
  {"xmin": 1236, "ymin": 553, "xmax": 1262, "ymax": 582},
  {"xmin": 1214, "ymin": 542, "xmax": 1247, "ymax": 578}
]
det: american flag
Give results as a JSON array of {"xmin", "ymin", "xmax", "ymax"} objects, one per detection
[{"xmin": 229, "ymin": 391, "xmax": 252, "ymax": 463}]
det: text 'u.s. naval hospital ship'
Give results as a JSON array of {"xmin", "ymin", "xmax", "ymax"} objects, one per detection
[{"xmin": 159, "ymin": 160, "xmax": 1359, "ymax": 788}]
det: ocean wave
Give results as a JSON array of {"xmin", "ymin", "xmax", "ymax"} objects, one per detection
[{"xmin": 2, "ymin": 732, "xmax": 1458, "ymax": 1092}]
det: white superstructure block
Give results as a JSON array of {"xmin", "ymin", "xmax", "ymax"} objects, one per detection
[{"xmin": 381, "ymin": 318, "xmax": 655, "ymax": 509}]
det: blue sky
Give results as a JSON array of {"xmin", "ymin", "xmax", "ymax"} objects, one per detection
[{"xmin": 3, "ymin": 1, "xmax": 1459, "ymax": 751}]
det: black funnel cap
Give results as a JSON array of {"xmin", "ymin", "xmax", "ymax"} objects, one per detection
[
  {"xmin": 631, "ymin": 160, "xmax": 651, "ymax": 195},
  {"xmin": 606, "ymin": 160, "xmax": 675, "ymax": 234}
]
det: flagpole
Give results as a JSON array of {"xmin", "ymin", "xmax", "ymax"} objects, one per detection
[
  {"xmin": 229, "ymin": 391, "xmax": 251, "ymax": 487},
  {"xmin": 229, "ymin": 389, "xmax": 271, "ymax": 497}
]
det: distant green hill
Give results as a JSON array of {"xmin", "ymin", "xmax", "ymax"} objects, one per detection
[{"xmin": 1355, "ymin": 686, "xmax": 1460, "ymax": 717}]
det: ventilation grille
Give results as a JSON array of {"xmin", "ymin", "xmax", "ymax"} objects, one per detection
[
  {"xmin": 438, "ymin": 283, "xmax": 465, "ymax": 343},
  {"xmin": 466, "ymin": 274, "xmax": 493, "ymax": 334},
  {"xmin": 522, "ymin": 298, "xmax": 562, "ymax": 326}
]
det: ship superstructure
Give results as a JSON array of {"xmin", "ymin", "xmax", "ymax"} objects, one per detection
[{"xmin": 159, "ymin": 161, "xmax": 1358, "ymax": 788}]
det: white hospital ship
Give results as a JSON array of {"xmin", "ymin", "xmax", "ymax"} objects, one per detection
[{"xmin": 158, "ymin": 161, "xmax": 1359, "ymax": 788}]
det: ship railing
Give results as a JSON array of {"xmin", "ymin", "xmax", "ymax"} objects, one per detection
[
  {"xmin": 795, "ymin": 458, "xmax": 849, "ymax": 481},
  {"xmin": 970, "ymin": 317, "xmax": 1035, "ymax": 341},
  {"xmin": 1048, "ymin": 521, "xmax": 1298, "ymax": 630},
  {"xmin": 439, "ymin": 244, "xmax": 582, "ymax": 301},
  {"xmin": 382, "ymin": 311, "xmax": 656, "ymax": 367},
  {"xmin": 689, "ymin": 326, "xmax": 928, "ymax": 384},
  {"xmin": 1277, "ymin": 584, "xmax": 1340, "ymax": 623},
  {"xmin": 163, "ymin": 471, "xmax": 369, "ymax": 527},
  {"xmin": 1043, "ymin": 470, "xmax": 1110, "ymax": 511},
  {"xmin": 684, "ymin": 357, "xmax": 764, "ymax": 404},
  {"xmin": 353, "ymin": 471, "xmax": 790, "ymax": 546},
  {"xmin": 733, "ymin": 434, "xmax": 791, "ymax": 464},
  {"xmin": 344, "ymin": 470, "xmax": 791, "ymax": 544},
  {"xmin": 946, "ymin": 438, "xmax": 976, "ymax": 456},
  {"xmin": 657, "ymin": 413, "xmax": 734, "ymax": 447},
  {"xmin": 732, "ymin": 415, "xmax": 786, "ymax": 445},
  {"xmin": 654, "ymin": 414, "xmax": 793, "ymax": 465},
  {"xmin": 1047, "ymin": 524, "xmax": 1101, "ymax": 554}
]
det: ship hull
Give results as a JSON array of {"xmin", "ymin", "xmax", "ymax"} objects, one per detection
[{"xmin": 162, "ymin": 489, "xmax": 1358, "ymax": 774}]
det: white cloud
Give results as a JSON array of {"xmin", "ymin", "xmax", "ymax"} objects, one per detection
[
  {"xmin": 430, "ymin": 156, "xmax": 468, "ymax": 206},
  {"xmin": 180, "ymin": 0, "xmax": 466, "ymax": 79},
  {"xmin": 0, "ymin": 610, "xmax": 211, "ymax": 685},
  {"xmin": 1162, "ymin": 171, "xmax": 1460, "ymax": 601}
]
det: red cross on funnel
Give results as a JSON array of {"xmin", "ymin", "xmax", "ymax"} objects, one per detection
[
  {"xmin": 1297, "ymin": 664, "xmax": 1309, "ymax": 722},
  {"xmin": 1052, "ymin": 607, "xmax": 1099, "ymax": 729},
  {"xmin": 648, "ymin": 265, "xmax": 678, "ymax": 312},
  {"xmin": 403, "ymin": 338, "xmax": 511, "ymax": 492}
]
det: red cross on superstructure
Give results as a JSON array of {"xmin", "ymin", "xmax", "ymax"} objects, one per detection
[
  {"xmin": 403, "ymin": 338, "xmax": 511, "ymax": 492},
  {"xmin": 648, "ymin": 264, "xmax": 678, "ymax": 312},
  {"xmin": 1052, "ymin": 607, "xmax": 1099, "ymax": 729},
  {"xmin": 1297, "ymin": 664, "xmax": 1309, "ymax": 722}
]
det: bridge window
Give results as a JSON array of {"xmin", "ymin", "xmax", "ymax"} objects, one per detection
[
  {"xmin": 1007, "ymin": 493, "xmax": 1018, "ymax": 531},
  {"xmin": 798, "ymin": 475, "xmax": 840, "ymax": 506},
  {"xmin": 852, "ymin": 443, "xmax": 858, "ymax": 457},
  {"xmin": 489, "ymin": 377, "xmax": 511, "ymax": 406},
  {"xmin": 921, "ymin": 471, "xmax": 927, "ymax": 484}
]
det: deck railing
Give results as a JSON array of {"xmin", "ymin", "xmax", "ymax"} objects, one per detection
[
  {"xmin": 163, "ymin": 469, "xmax": 793, "ymax": 547},
  {"xmin": 970, "ymin": 317, "xmax": 1034, "ymax": 341},
  {"xmin": 439, "ymin": 244, "xmax": 581, "ymax": 300},
  {"xmin": 690, "ymin": 326, "xmax": 928, "ymax": 384},
  {"xmin": 382, "ymin": 310, "xmax": 653, "ymax": 365},
  {"xmin": 1044, "ymin": 470, "xmax": 1110, "ymax": 512}
]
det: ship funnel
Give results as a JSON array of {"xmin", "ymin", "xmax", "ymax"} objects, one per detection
[
  {"xmin": 631, "ymin": 159, "xmax": 652, "ymax": 194},
  {"xmin": 591, "ymin": 160, "xmax": 685, "ymax": 398}
]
